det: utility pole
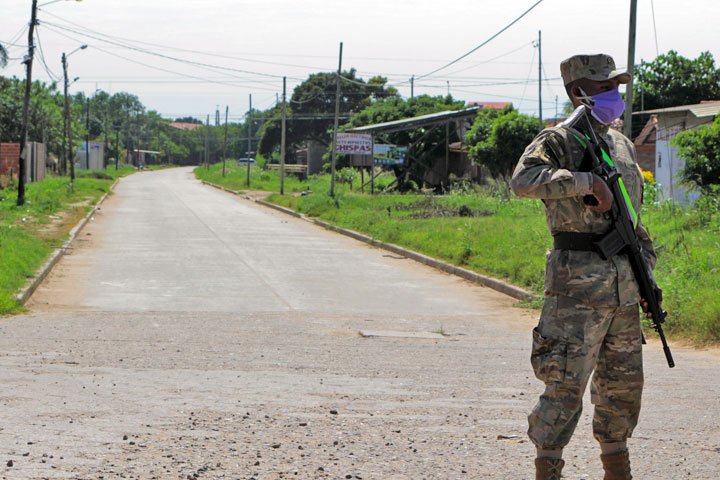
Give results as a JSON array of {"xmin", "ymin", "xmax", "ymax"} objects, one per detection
[
  {"xmin": 85, "ymin": 97, "xmax": 90, "ymax": 169},
  {"xmin": 61, "ymin": 53, "xmax": 69, "ymax": 176},
  {"xmin": 246, "ymin": 93, "xmax": 252, "ymax": 187},
  {"xmin": 222, "ymin": 105, "xmax": 228, "ymax": 177},
  {"xmin": 280, "ymin": 77, "xmax": 286, "ymax": 195},
  {"xmin": 410, "ymin": 75, "xmax": 414, "ymax": 99},
  {"xmin": 17, "ymin": 0, "xmax": 38, "ymax": 206},
  {"xmin": 205, "ymin": 114, "xmax": 210, "ymax": 170},
  {"xmin": 115, "ymin": 129, "xmax": 119, "ymax": 170},
  {"xmin": 538, "ymin": 30, "xmax": 543, "ymax": 132},
  {"xmin": 329, "ymin": 42, "xmax": 343, "ymax": 197},
  {"xmin": 623, "ymin": 0, "xmax": 638, "ymax": 139}
]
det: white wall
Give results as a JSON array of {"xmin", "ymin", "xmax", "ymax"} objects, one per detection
[{"xmin": 655, "ymin": 113, "xmax": 707, "ymax": 205}]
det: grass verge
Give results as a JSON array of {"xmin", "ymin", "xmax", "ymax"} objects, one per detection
[
  {"xmin": 0, "ymin": 166, "xmax": 136, "ymax": 315},
  {"xmin": 198, "ymin": 162, "xmax": 720, "ymax": 346}
]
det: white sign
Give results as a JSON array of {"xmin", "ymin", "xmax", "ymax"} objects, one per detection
[{"xmin": 335, "ymin": 133, "xmax": 372, "ymax": 155}]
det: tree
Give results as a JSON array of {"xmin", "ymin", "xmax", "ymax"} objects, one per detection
[
  {"xmin": 0, "ymin": 44, "xmax": 7, "ymax": 68},
  {"xmin": 258, "ymin": 70, "xmax": 398, "ymax": 158},
  {"xmin": 672, "ymin": 116, "xmax": 720, "ymax": 191},
  {"xmin": 466, "ymin": 106, "xmax": 539, "ymax": 179},
  {"xmin": 346, "ymin": 94, "xmax": 466, "ymax": 189},
  {"xmin": 634, "ymin": 51, "xmax": 720, "ymax": 111},
  {"xmin": 632, "ymin": 51, "xmax": 720, "ymax": 137}
]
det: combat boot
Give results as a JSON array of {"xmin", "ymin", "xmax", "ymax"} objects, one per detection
[
  {"xmin": 600, "ymin": 449, "xmax": 632, "ymax": 480},
  {"xmin": 535, "ymin": 457, "xmax": 564, "ymax": 480}
]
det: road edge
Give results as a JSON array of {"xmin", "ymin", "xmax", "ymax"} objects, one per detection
[
  {"xmin": 14, "ymin": 178, "xmax": 122, "ymax": 305},
  {"xmin": 200, "ymin": 180, "xmax": 537, "ymax": 302}
]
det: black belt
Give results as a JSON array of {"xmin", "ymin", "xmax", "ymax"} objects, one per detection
[{"xmin": 553, "ymin": 232, "xmax": 605, "ymax": 252}]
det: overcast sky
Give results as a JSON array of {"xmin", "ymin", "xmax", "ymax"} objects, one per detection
[{"xmin": 3, "ymin": 0, "xmax": 719, "ymax": 121}]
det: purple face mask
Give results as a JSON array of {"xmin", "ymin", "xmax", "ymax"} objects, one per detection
[{"xmin": 577, "ymin": 88, "xmax": 625, "ymax": 124}]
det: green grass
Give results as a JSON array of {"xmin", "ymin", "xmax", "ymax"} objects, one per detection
[
  {"xmin": 198, "ymin": 164, "xmax": 720, "ymax": 345},
  {"xmin": 0, "ymin": 167, "xmax": 135, "ymax": 315}
]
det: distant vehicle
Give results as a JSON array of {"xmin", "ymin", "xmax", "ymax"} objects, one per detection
[{"xmin": 237, "ymin": 158, "xmax": 256, "ymax": 165}]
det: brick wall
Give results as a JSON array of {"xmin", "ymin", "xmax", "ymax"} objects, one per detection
[{"xmin": 0, "ymin": 143, "xmax": 20, "ymax": 177}]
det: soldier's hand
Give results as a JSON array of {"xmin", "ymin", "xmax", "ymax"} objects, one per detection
[
  {"xmin": 588, "ymin": 174, "xmax": 613, "ymax": 213},
  {"xmin": 639, "ymin": 298, "xmax": 656, "ymax": 319}
]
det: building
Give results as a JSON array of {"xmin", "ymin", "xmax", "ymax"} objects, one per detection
[
  {"xmin": 635, "ymin": 101, "xmax": 720, "ymax": 204},
  {"xmin": 75, "ymin": 141, "xmax": 105, "ymax": 170},
  {"xmin": 633, "ymin": 115, "xmax": 657, "ymax": 174},
  {"xmin": 169, "ymin": 121, "xmax": 204, "ymax": 131},
  {"xmin": 1, "ymin": 142, "xmax": 47, "ymax": 183},
  {"xmin": 466, "ymin": 101, "xmax": 512, "ymax": 110}
]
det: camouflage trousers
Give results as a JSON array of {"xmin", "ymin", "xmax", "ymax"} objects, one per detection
[{"xmin": 528, "ymin": 294, "xmax": 644, "ymax": 449}]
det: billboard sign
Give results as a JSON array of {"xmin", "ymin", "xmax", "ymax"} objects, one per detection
[
  {"xmin": 335, "ymin": 133, "xmax": 372, "ymax": 155},
  {"xmin": 373, "ymin": 144, "xmax": 407, "ymax": 166}
]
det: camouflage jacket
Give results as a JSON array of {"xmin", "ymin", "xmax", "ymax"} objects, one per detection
[{"xmin": 511, "ymin": 116, "xmax": 656, "ymax": 307}]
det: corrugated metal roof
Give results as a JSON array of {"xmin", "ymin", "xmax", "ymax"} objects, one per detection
[
  {"xmin": 346, "ymin": 107, "xmax": 479, "ymax": 134},
  {"xmin": 634, "ymin": 101, "xmax": 720, "ymax": 118}
]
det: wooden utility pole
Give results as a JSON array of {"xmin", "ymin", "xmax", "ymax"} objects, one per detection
[
  {"xmin": 17, "ymin": 0, "xmax": 38, "ymax": 206},
  {"xmin": 538, "ymin": 30, "xmax": 543, "ymax": 132},
  {"xmin": 280, "ymin": 77, "xmax": 286, "ymax": 195},
  {"xmin": 222, "ymin": 105, "xmax": 228, "ymax": 177},
  {"xmin": 205, "ymin": 114, "xmax": 210, "ymax": 170},
  {"xmin": 623, "ymin": 0, "xmax": 638, "ymax": 139},
  {"xmin": 85, "ymin": 97, "xmax": 90, "ymax": 168},
  {"xmin": 329, "ymin": 42, "xmax": 343, "ymax": 197},
  {"xmin": 61, "ymin": 53, "xmax": 69, "ymax": 176},
  {"xmin": 410, "ymin": 75, "xmax": 414, "ymax": 99},
  {"xmin": 246, "ymin": 93, "xmax": 252, "ymax": 187},
  {"xmin": 115, "ymin": 129, "xmax": 119, "ymax": 170}
]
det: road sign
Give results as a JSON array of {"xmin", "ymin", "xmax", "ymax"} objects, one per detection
[{"xmin": 335, "ymin": 133, "xmax": 372, "ymax": 155}]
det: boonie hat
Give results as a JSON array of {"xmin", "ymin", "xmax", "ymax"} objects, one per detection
[{"xmin": 560, "ymin": 54, "xmax": 631, "ymax": 86}]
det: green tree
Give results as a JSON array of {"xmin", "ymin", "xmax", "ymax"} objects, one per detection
[
  {"xmin": 466, "ymin": 106, "xmax": 538, "ymax": 179},
  {"xmin": 258, "ymin": 70, "xmax": 398, "ymax": 158},
  {"xmin": 634, "ymin": 51, "xmax": 720, "ymax": 111},
  {"xmin": 0, "ymin": 44, "xmax": 7, "ymax": 68},
  {"xmin": 346, "ymin": 94, "xmax": 466, "ymax": 189},
  {"xmin": 0, "ymin": 76, "xmax": 70, "ymax": 160},
  {"xmin": 672, "ymin": 116, "xmax": 720, "ymax": 191},
  {"xmin": 632, "ymin": 51, "xmax": 720, "ymax": 137}
]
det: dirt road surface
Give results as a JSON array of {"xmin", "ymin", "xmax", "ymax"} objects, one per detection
[{"xmin": 2, "ymin": 168, "xmax": 718, "ymax": 479}]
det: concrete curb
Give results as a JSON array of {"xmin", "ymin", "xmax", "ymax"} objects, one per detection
[
  {"xmin": 201, "ymin": 180, "xmax": 537, "ymax": 302},
  {"xmin": 14, "ymin": 178, "xmax": 121, "ymax": 305}
]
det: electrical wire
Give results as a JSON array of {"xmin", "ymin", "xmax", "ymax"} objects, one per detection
[
  {"xmin": 41, "ymin": 20, "xmax": 303, "ymax": 81},
  {"xmin": 41, "ymin": 24, "xmax": 285, "ymax": 92},
  {"xmin": 650, "ymin": 0, "xmax": 660, "ymax": 57},
  {"xmin": 38, "ymin": 8, "xmax": 333, "ymax": 73},
  {"xmin": 35, "ymin": 27, "xmax": 59, "ymax": 82},
  {"xmin": 517, "ymin": 46, "xmax": 537, "ymax": 109},
  {"xmin": 431, "ymin": 41, "xmax": 534, "ymax": 78},
  {"xmin": 415, "ymin": 0, "xmax": 545, "ymax": 80}
]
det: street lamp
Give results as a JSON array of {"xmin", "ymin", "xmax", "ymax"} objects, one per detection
[{"xmin": 62, "ymin": 44, "xmax": 87, "ymax": 182}]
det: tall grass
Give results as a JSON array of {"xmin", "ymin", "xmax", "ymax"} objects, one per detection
[
  {"xmin": 201, "ymin": 166, "xmax": 720, "ymax": 345},
  {"xmin": 0, "ymin": 168, "xmax": 135, "ymax": 314}
]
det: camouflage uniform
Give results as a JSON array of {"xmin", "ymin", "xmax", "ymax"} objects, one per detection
[{"xmin": 511, "ymin": 110, "xmax": 656, "ymax": 449}]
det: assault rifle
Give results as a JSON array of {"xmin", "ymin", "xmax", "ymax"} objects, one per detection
[{"xmin": 563, "ymin": 106, "xmax": 675, "ymax": 368}]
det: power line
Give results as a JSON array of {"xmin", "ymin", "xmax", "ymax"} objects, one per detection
[
  {"xmin": 650, "ymin": 0, "xmax": 660, "ymax": 57},
  {"xmin": 35, "ymin": 27, "xmax": 59, "ymax": 82},
  {"xmin": 415, "ymin": 0, "xmax": 545, "ymax": 80},
  {"xmin": 41, "ymin": 24, "xmax": 285, "ymax": 92},
  {"xmin": 38, "ymin": 8, "xmax": 334, "ymax": 73},
  {"xmin": 41, "ymin": 20, "xmax": 302, "ymax": 81}
]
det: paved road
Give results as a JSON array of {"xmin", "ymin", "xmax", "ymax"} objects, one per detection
[{"xmin": 1, "ymin": 168, "xmax": 718, "ymax": 479}]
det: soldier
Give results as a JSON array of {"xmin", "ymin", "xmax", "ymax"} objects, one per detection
[{"xmin": 511, "ymin": 54, "xmax": 658, "ymax": 480}]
